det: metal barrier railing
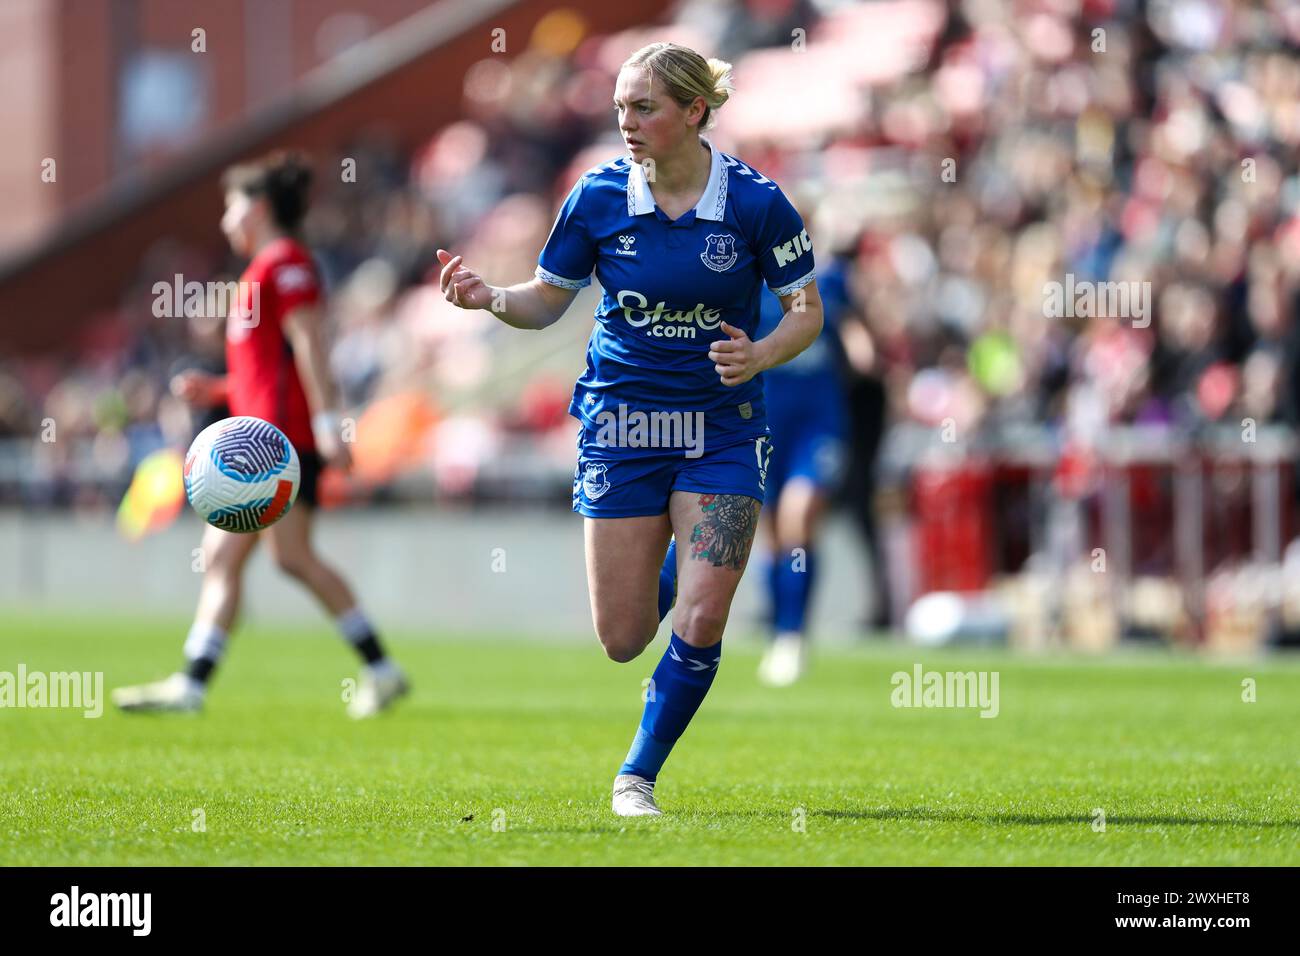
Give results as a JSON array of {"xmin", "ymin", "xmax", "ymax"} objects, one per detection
[{"xmin": 878, "ymin": 421, "xmax": 1299, "ymax": 650}]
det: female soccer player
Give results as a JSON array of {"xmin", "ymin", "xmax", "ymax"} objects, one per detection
[
  {"xmin": 437, "ymin": 43, "xmax": 822, "ymax": 815},
  {"xmin": 113, "ymin": 152, "xmax": 408, "ymax": 718},
  {"xmin": 755, "ymin": 274, "xmax": 850, "ymax": 686}
]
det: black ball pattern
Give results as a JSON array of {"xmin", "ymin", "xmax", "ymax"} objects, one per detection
[
  {"xmin": 213, "ymin": 418, "xmax": 290, "ymax": 482},
  {"xmin": 207, "ymin": 499, "xmax": 281, "ymax": 533}
]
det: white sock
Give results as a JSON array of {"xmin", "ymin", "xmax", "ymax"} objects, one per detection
[
  {"xmin": 183, "ymin": 621, "xmax": 227, "ymax": 664},
  {"xmin": 335, "ymin": 607, "xmax": 373, "ymax": 644},
  {"xmin": 366, "ymin": 658, "xmax": 400, "ymax": 678}
]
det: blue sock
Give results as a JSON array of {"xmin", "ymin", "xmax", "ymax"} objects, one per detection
[
  {"xmin": 657, "ymin": 538, "xmax": 678, "ymax": 622},
  {"xmin": 765, "ymin": 551, "xmax": 780, "ymax": 627},
  {"xmin": 620, "ymin": 633, "xmax": 720, "ymax": 781},
  {"xmin": 774, "ymin": 548, "xmax": 816, "ymax": 634}
]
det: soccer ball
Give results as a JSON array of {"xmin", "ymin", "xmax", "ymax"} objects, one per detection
[{"xmin": 183, "ymin": 416, "xmax": 301, "ymax": 532}]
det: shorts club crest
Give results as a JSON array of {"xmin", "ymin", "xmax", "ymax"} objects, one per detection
[{"xmin": 582, "ymin": 462, "xmax": 612, "ymax": 501}]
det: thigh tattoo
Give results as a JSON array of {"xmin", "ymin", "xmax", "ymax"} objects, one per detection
[{"xmin": 688, "ymin": 494, "xmax": 761, "ymax": 570}]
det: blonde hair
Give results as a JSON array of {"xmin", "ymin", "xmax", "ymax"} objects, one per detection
[{"xmin": 622, "ymin": 42, "xmax": 733, "ymax": 131}]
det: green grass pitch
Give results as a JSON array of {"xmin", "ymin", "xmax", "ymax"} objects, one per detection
[{"xmin": 2, "ymin": 610, "xmax": 1297, "ymax": 865}]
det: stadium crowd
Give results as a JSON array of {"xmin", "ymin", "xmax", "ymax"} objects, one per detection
[{"xmin": 2, "ymin": 0, "xmax": 1298, "ymax": 573}]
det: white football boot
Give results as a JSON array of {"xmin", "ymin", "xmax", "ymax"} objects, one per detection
[
  {"xmin": 612, "ymin": 773, "xmax": 662, "ymax": 817},
  {"xmin": 758, "ymin": 633, "xmax": 807, "ymax": 687},
  {"xmin": 112, "ymin": 673, "xmax": 205, "ymax": 713},
  {"xmin": 347, "ymin": 660, "xmax": 410, "ymax": 719}
]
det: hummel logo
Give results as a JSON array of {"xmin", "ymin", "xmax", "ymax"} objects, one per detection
[
  {"xmin": 668, "ymin": 645, "xmax": 720, "ymax": 671},
  {"xmin": 615, "ymin": 234, "xmax": 637, "ymax": 257}
]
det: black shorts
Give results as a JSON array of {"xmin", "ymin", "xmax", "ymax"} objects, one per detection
[{"xmin": 298, "ymin": 450, "xmax": 322, "ymax": 509}]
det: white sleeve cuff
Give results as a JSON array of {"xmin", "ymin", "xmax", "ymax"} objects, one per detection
[
  {"xmin": 535, "ymin": 265, "xmax": 592, "ymax": 290},
  {"xmin": 312, "ymin": 411, "xmax": 341, "ymax": 449},
  {"xmin": 770, "ymin": 269, "xmax": 817, "ymax": 297}
]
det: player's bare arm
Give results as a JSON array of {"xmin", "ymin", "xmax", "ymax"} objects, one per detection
[
  {"xmin": 708, "ymin": 282, "xmax": 823, "ymax": 387},
  {"xmin": 436, "ymin": 248, "xmax": 577, "ymax": 330},
  {"xmin": 283, "ymin": 303, "xmax": 350, "ymax": 470},
  {"xmin": 170, "ymin": 369, "xmax": 228, "ymax": 406}
]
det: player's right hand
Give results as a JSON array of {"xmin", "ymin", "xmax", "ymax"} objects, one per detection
[
  {"xmin": 437, "ymin": 249, "xmax": 494, "ymax": 310},
  {"xmin": 170, "ymin": 370, "xmax": 220, "ymax": 407}
]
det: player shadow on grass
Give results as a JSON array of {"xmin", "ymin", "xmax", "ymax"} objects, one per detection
[
  {"xmin": 504, "ymin": 808, "xmax": 1296, "ymax": 830},
  {"xmin": 808, "ymin": 808, "xmax": 1299, "ymax": 827}
]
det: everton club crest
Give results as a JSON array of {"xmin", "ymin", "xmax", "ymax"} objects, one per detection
[
  {"xmin": 582, "ymin": 462, "xmax": 611, "ymax": 501},
  {"xmin": 700, "ymin": 233, "xmax": 738, "ymax": 273}
]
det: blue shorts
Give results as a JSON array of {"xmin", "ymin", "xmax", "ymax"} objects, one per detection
[
  {"xmin": 763, "ymin": 423, "xmax": 846, "ymax": 505},
  {"xmin": 572, "ymin": 427, "xmax": 774, "ymax": 518}
]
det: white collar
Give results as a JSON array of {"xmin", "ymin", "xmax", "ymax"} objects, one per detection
[{"xmin": 626, "ymin": 138, "xmax": 728, "ymax": 221}]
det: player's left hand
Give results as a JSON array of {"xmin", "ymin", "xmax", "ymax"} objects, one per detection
[
  {"xmin": 709, "ymin": 321, "xmax": 765, "ymax": 387},
  {"xmin": 312, "ymin": 412, "xmax": 353, "ymax": 472}
]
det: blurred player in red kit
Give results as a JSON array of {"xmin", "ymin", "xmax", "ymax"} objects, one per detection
[{"xmin": 113, "ymin": 152, "xmax": 408, "ymax": 717}]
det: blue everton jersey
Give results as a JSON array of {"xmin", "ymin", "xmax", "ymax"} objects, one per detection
[
  {"xmin": 754, "ymin": 258, "xmax": 849, "ymax": 419},
  {"xmin": 755, "ymin": 287, "xmax": 839, "ymax": 387},
  {"xmin": 537, "ymin": 140, "xmax": 816, "ymax": 455}
]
